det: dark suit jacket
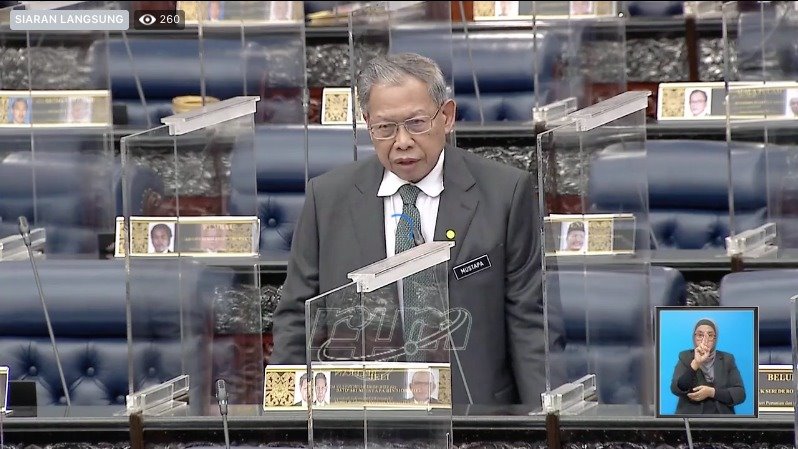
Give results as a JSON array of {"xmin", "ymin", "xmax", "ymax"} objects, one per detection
[
  {"xmin": 271, "ymin": 146, "xmax": 566, "ymax": 407},
  {"xmin": 670, "ymin": 349, "xmax": 746, "ymax": 415}
]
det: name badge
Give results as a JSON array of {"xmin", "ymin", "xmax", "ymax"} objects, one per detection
[{"xmin": 453, "ymin": 254, "xmax": 491, "ymax": 280}]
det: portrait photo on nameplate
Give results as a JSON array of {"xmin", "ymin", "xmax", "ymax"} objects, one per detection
[
  {"xmin": 0, "ymin": 90, "xmax": 110, "ymax": 127},
  {"xmin": 263, "ymin": 364, "xmax": 452, "ymax": 410},
  {"xmin": 127, "ymin": 217, "xmax": 178, "ymax": 257},
  {"xmin": 175, "ymin": 216, "xmax": 259, "ymax": 257},
  {"xmin": 656, "ymin": 306, "xmax": 758, "ymax": 418}
]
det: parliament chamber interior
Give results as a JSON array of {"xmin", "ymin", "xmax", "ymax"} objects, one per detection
[{"xmin": 1, "ymin": 0, "xmax": 798, "ymax": 448}]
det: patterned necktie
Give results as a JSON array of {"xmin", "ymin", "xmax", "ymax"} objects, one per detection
[
  {"xmin": 395, "ymin": 184, "xmax": 438, "ymax": 361},
  {"xmin": 395, "ymin": 184, "xmax": 422, "ymax": 254}
]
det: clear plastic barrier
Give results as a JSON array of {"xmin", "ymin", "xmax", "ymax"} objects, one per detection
[
  {"xmin": 307, "ymin": 242, "xmax": 454, "ymax": 448},
  {"xmin": 723, "ymin": 1, "xmax": 798, "ymax": 260},
  {"xmin": 538, "ymin": 91, "xmax": 652, "ymax": 418},
  {"xmin": 121, "ymin": 97, "xmax": 262, "ymax": 417},
  {"xmin": 534, "ymin": 1, "xmax": 626, "ymax": 110},
  {"xmin": 0, "ymin": 2, "xmax": 115, "ymax": 257}
]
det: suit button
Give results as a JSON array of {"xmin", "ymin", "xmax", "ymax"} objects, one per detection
[
  {"xmin": 86, "ymin": 367, "xmax": 95, "ymax": 377},
  {"xmin": 267, "ymin": 218, "xmax": 277, "ymax": 227},
  {"xmin": 29, "ymin": 366, "xmax": 38, "ymax": 376},
  {"xmin": 148, "ymin": 367, "xmax": 157, "ymax": 376},
  {"xmin": 59, "ymin": 396, "xmax": 67, "ymax": 404},
  {"xmin": 116, "ymin": 395, "xmax": 125, "ymax": 404}
]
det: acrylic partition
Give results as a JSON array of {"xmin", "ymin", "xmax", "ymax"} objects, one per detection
[
  {"xmin": 532, "ymin": 1, "xmax": 626, "ymax": 110},
  {"xmin": 723, "ymin": 1, "xmax": 798, "ymax": 261},
  {"xmin": 0, "ymin": 3, "xmax": 115, "ymax": 257},
  {"xmin": 306, "ymin": 242, "xmax": 455, "ymax": 448},
  {"xmin": 538, "ymin": 91, "xmax": 652, "ymax": 418},
  {"xmin": 120, "ymin": 97, "xmax": 262, "ymax": 420}
]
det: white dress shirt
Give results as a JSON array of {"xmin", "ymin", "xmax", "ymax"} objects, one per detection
[
  {"xmin": 378, "ymin": 151, "xmax": 444, "ymax": 323},
  {"xmin": 378, "ymin": 150, "xmax": 444, "ymax": 258}
]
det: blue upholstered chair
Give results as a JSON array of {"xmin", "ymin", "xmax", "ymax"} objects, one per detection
[
  {"xmin": 719, "ymin": 269, "xmax": 797, "ymax": 365},
  {"xmin": 390, "ymin": 28, "xmax": 561, "ymax": 122},
  {"xmin": 89, "ymin": 36, "xmax": 305, "ymax": 126},
  {"xmin": 229, "ymin": 125, "xmax": 374, "ymax": 257},
  {"xmin": 548, "ymin": 266, "xmax": 686, "ymax": 403},
  {"xmin": 588, "ymin": 140, "xmax": 788, "ymax": 251},
  {"xmin": 625, "ymin": 1, "xmax": 684, "ymax": 17},
  {"xmin": 0, "ymin": 145, "xmax": 163, "ymax": 255},
  {"xmin": 0, "ymin": 259, "xmax": 231, "ymax": 410}
]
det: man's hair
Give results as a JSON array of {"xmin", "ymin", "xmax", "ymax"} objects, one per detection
[
  {"xmin": 150, "ymin": 223, "xmax": 172, "ymax": 239},
  {"xmin": 567, "ymin": 221, "xmax": 585, "ymax": 234},
  {"xmin": 12, "ymin": 98, "xmax": 27, "ymax": 108},
  {"xmin": 299, "ymin": 373, "xmax": 308, "ymax": 384},
  {"xmin": 314, "ymin": 372, "xmax": 327, "ymax": 385},
  {"xmin": 411, "ymin": 370, "xmax": 436, "ymax": 385},
  {"xmin": 689, "ymin": 90, "xmax": 707, "ymax": 101},
  {"xmin": 357, "ymin": 52, "xmax": 448, "ymax": 116}
]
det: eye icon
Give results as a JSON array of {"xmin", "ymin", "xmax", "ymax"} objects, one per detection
[{"xmin": 138, "ymin": 14, "xmax": 156, "ymax": 26}]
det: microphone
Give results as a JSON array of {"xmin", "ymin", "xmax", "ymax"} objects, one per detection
[
  {"xmin": 216, "ymin": 379, "xmax": 230, "ymax": 449},
  {"xmin": 18, "ymin": 216, "xmax": 71, "ymax": 408},
  {"xmin": 18, "ymin": 216, "xmax": 30, "ymax": 246}
]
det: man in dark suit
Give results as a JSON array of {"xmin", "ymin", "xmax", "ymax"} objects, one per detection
[{"xmin": 272, "ymin": 52, "xmax": 565, "ymax": 407}]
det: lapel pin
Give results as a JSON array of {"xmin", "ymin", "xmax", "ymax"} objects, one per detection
[{"xmin": 446, "ymin": 229, "xmax": 456, "ymax": 240}]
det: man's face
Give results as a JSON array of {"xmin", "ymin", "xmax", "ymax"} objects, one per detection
[
  {"xmin": 315, "ymin": 378, "xmax": 327, "ymax": 401},
  {"xmin": 790, "ymin": 98, "xmax": 798, "ymax": 115},
  {"xmin": 689, "ymin": 91, "xmax": 707, "ymax": 116},
  {"xmin": 151, "ymin": 228, "xmax": 171, "ymax": 252},
  {"xmin": 566, "ymin": 230, "xmax": 585, "ymax": 251},
  {"xmin": 410, "ymin": 372, "xmax": 433, "ymax": 402},
  {"xmin": 201, "ymin": 226, "xmax": 226, "ymax": 251},
  {"xmin": 300, "ymin": 379, "xmax": 309, "ymax": 402},
  {"xmin": 365, "ymin": 76, "xmax": 455, "ymax": 183},
  {"xmin": 12, "ymin": 100, "xmax": 27, "ymax": 124}
]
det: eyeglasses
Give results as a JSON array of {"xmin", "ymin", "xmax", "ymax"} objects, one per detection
[
  {"xmin": 694, "ymin": 332, "xmax": 716, "ymax": 340},
  {"xmin": 368, "ymin": 105, "xmax": 443, "ymax": 140}
]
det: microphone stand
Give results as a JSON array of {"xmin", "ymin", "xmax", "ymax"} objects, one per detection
[
  {"xmin": 19, "ymin": 217, "xmax": 71, "ymax": 408},
  {"xmin": 216, "ymin": 379, "xmax": 230, "ymax": 449}
]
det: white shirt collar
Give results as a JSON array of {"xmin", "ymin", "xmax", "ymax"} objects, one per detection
[{"xmin": 377, "ymin": 150, "xmax": 445, "ymax": 198}]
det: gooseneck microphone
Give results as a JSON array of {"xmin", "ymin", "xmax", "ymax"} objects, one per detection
[
  {"xmin": 216, "ymin": 379, "xmax": 230, "ymax": 449},
  {"xmin": 18, "ymin": 216, "xmax": 71, "ymax": 408}
]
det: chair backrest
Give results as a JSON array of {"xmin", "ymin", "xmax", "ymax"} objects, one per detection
[
  {"xmin": 546, "ymin": 266, "xmax": 686, "ymax": 403},
  {"xmin": 0, "ymin": 259, "xmax": 228, "ymax": 408},
  {"xmin": 588, "ymin": 139, "xmax": 785, "ymax": 250},
  {"xmin": 719, "ymin": 269, "xmax": 796, "ymax": 365},
  {"xmin": 229, "ymin": 125, "xmax": 374, "ymax": 255}
]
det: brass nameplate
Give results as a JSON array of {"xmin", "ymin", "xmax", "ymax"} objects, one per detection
[
  {"xmin": 0, "ymin": 90, "xmax": 111, "ymax": 127},
  {"xmin": 759, "ymin": 365, "xmax": 793, "ymax": 413},
  {"xmin": 474, "ymin": 1, "xmax": 617, "ymax": 20},
  {"xmin": 264, "ymin": 363, "xmax": 452, "ymax": 410},
  {"xmin": 658, "ymin": 81, "xmax": 798, "ymax": 121},
  {"xmin": 116, "ymin": 216, "xmax": 259, "ymax": 257},
  {"xmin": 178, "ymin": 1, "xmax": 302, "ymax": 23},
  {"xmin": 544, "ymin": 213, "xmax": 635, "ymax": 256}
]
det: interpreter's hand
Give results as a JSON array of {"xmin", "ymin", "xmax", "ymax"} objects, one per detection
[
  {"xmin": 687, "ymin": 385, "xmax": 715, "ymax": 402},
  {"xmin": 693, "ymin": 342, "xmax": 711, "ymax": 365}
]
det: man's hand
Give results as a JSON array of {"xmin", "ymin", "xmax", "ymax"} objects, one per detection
[{"xmin": 687, "ymin": 385, "xmax": 715, "ymax": 402}]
